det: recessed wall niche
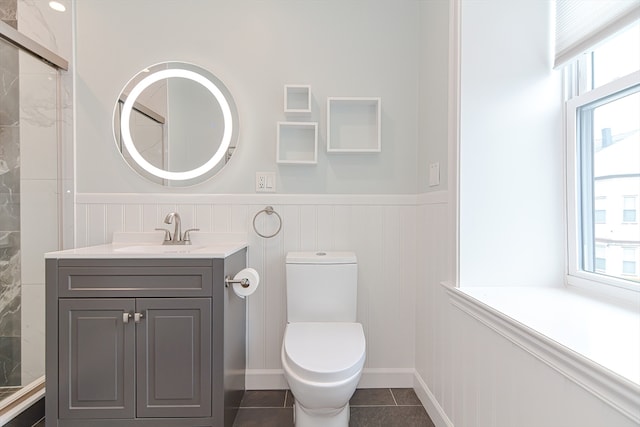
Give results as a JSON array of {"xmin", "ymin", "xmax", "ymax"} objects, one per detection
[
  {"xmin": 327, "ymin": 97, "xmax": 381, "ymax": 153},
  {"xmin": 284, "ymin": 85, "xmax": 312, "ymax": 114},
  {"xmin": 276, "ymin": 121, "xmax": 318, "ymax": 164}
]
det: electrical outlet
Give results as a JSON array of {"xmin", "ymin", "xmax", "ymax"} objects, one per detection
[
  {"xmin": 256, "ymin": 174, "xmax": 266, "ymax": 190},
  {"xmin": 256, "ymin": 172, "xmax": 276, "ymax": 192}
]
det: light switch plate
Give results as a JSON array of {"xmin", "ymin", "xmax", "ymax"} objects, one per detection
[
  {"xmin": 429, "ymin": 162, "xmax": 440, "ymax": 187},
  {"xmin": 256, "ymin": 172, "xmax": 276, "ymax": 192}
]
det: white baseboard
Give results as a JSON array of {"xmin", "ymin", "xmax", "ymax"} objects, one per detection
[
  {"xmin": 358, "ymin": 368, "xmax": 416, "ymax": 388},
  {"xmin": 413, "ymin": 372, "xmax": 454, "ymax": 427},
  {"xmin": 245, "ymin": 368, "xmax": 416, "ymax": 390},
  {"xmin": 245, "ymin": 369, "xmax": 288, "ymax": 390}
]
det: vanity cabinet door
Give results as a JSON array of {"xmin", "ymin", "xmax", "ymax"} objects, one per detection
[
  {"xmin": 135, "ymin": 298, "xmax": 212, "ymax": 418},
  {"xmin": 58, "ymin": 298, "xmax": 136, "ymax": 420}
]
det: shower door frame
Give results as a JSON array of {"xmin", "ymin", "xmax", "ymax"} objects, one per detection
[
  {"xmin": 0, "ymin": 18, "xmax": 68, "ymax": 418},
  {"xmin": 0, "ymin": 20, "xmax": 68, "ymax": 71}
]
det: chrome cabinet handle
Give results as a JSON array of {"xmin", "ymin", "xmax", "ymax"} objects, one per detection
[
  {"xmin": 134, "ymin": 312, "xmax": 144, "ymax": 323},
  {"xmin": 123, "ymin": 312, "xmax": 132, "ymax": 323}
]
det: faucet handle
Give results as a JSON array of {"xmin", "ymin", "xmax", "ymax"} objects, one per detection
[
  {"xmin": 155, "ymin": 228, "xmax": 172, "ymax": 242},
  {"xmin": 183, "ymin": 228, "xmax": 200, "ymax": 244}
]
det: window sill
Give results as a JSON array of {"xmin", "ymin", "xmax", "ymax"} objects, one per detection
[{"xmin": 444, "ymin": 284, "xmax": 640, "ymax": 423}]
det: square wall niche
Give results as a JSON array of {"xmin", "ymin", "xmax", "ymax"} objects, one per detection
[
  {"xmin": 276, "ymin": 122, "xmax": 318, "ymax": 164},
  {"xmin": 327, "ymin": 97, "xmax": 381, "ymax": 152},
  {"xmin": 284, "ymin": 85, "xmax": 312, "ymax": 113}
]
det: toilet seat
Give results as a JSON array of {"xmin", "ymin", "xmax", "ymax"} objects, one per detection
[{"xmin": 283, "ymin": 322, "xmax": 365, "ymax": 383}]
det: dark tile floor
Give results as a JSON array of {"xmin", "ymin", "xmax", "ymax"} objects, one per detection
[
  {"xmin": 234, "ymin": 388, "xmax": 435, "ymax": 427},
  {"xmin": 29, "ymin": 388, "xmax": 434, "ymax": 426},
  {"xmin": 3, "ymin": 396, "xmax": 44, "ymax": 427}
]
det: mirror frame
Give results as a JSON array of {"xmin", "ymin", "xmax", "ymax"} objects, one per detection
[{"xmin": 114, "ymin": 62, "xmax": 239, "ymax": 185}]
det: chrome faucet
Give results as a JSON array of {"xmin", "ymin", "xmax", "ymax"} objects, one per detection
[
  {"xmin": 164, "ymin": 212, "xmax": 182, "ymax": 244},
  {"xmin": 158, "ymin": 212, "xmax": 199, "ymax": 245}
]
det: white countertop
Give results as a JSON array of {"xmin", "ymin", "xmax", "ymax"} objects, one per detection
[{"xmin": 45, "ymin": 232, "xmax": 248, "ymax": 259}]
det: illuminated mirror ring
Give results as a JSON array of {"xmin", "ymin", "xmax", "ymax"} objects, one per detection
[{"xmin": 120, "ymin": 68, "xmax": 233, "ymax": 181}]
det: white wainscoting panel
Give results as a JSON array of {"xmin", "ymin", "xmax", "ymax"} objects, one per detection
[
  {"xmin": 413, "ymin": 199, "xmax": 639, "ymax": 427},
  {"xmin": 76, "ymin": 193, "xmax": 423, "ymax": 389},
  {"xmin": 76, "ymin": 192, "xmax": 638, "ymax": 425}
]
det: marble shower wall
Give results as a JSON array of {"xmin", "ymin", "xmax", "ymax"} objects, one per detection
[
  {"xmin": 0, "ymin": 0, "xmax": 17, "ymax": 29},
  {"xmin": 0, "ymin": 1, "xmax": 22, "ymax": 387},
  {"xmin": 0, "ymin": 0, "xmax": 66, "ymax": 390}
]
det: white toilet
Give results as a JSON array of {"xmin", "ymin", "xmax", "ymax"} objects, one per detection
[{"xmin": 281, "ymin": 251, "xmax": 366, "ymax": 427}]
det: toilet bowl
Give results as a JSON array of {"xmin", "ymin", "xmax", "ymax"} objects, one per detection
[
  {"xmin": 282, "ymin": 322, "xmax": 366, "ymax": 427},
  {"xmin": 282, "ymin": 251, "xmax": 366, "ymax": 427}
]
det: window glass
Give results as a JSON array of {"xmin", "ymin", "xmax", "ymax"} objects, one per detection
[
  {"xmin": 567, "ymin": 20, "xmax": 640, "ymax": 290},
  {"xmin": 594, "ymin": 197, "xmax": 606, "ymax": 224},
  {"xmin": 578, "ymin": 89, "xmax": 639, "ymax": 283},
  {"xmin": 593, "ymin": 23, "xmax": 640, "ymax": 89},
  {"xmin": 595, "ymin": 245, "xmax": 607, "ymax": 272},
  {"xmin": 623, "ymin": 196, "xmax": 637, "ymax": 223},
  {"xmin": 622, "ymin": 248, "xmax": 637, "ymax": 276}
]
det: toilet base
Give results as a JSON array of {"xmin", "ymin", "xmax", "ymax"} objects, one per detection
[{"xmin": 294, "ymin": 402, "xmax": 350, "ymax": 427}]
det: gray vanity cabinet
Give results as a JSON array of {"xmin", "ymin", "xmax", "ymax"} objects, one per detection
[
  {"xmin": 46, "ymin": 252, "xmax": 247, "ymax": 427},
  {"xmin": 58, "ymin": 298, "xmax": 136, "ymax": 420},
  {"xmin": 135, "ymin": 298, "xmax": 211, "ymax": 418},
  {"xmin": 58, "ymin": 298, "xmax": 211, "ymax": 420}
]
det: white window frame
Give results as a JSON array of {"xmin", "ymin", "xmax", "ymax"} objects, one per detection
[{"xmin": 565, "ymin": 69, "xmax": 640, "ymax": 295}]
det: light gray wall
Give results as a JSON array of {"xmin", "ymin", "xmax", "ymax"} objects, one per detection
[
  {"xmin": 75, "ymin": 0, "xmax": 433, "ymax": 194},
  {"xmin": 418, "ymin": 0, "xmax": 449, "ymax": 192}
]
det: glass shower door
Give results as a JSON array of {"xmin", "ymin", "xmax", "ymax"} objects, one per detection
[{"xmin": 0, "ymin": 35, "xmax": 60, "ymax": 406}]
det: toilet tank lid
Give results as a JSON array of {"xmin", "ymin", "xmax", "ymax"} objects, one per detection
[{"xmin": 286, "ymin": 251, "xmax": 357, "ymax": 264}]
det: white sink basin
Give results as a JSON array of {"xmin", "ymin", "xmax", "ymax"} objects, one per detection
[
  {"xmin": 114, "ymin": 245, "xmax": 206, "ymax": 254},
  {"xmin": 44, "ymin": 232, "xmax": 248, "ymax": 259}
]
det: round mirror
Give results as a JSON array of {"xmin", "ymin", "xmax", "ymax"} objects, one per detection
[{"xmin": 113, "ymin": 62, "xmax": 239, "ymax": 186}]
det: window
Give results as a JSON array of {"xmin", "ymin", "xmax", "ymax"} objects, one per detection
[
  {"xmin": 623, "ymin": 196, "xmax": 637, "ymax": 223},
  {"xmin": 594, "ymin": 197, "xmax": 606, "ymax": 224},
  {"xmin": 595, "ymin": 245, "xmax": 607, "ymax": 273},
  {"xmin": 622, "ymin": 248, "xmax": 637, "ymax": 275},
  {"xmin": 566, "ymin": 23, "xmax": 640, "ymax": 291},
  {"xmin": 622, "ymin": 247, "xmax": 638, "ymax": 276},
  {"xmin": 592, "ymin": 25, "xmax": 640, "ymax": 89}
]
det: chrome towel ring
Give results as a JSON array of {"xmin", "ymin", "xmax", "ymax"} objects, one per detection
[{"xmin": 253, "ymin": 206, "xmax": 282, "ymax": 238}]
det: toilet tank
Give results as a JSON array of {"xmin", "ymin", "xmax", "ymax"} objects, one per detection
[{"xmin": 285, "ymin": 251, "xmax": 357, "ymax": 323}]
